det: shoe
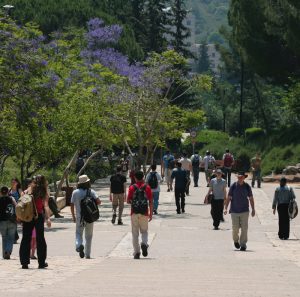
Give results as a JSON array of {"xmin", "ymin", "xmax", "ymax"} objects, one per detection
[
  {"xmin": 4, "ymin": 252, "xmax": 10, "ymax": 260},
  {"xmin": 77, "ymin": 245, "xmax": 84, "ymax": 258},
  {"xmin": 38, "ymin": 262, "xmax": 48, "ymax": 269},
  {"xmin": 182, "ymin": 209, "xmax": 185, "ymax": 213},
  {"xmin": 194, "ymin": 185, "xmax": 198, "ymax": 187},
  {"xmin": 153, "ymin": 210, "xmax": 158, "ymax": 215},
  {"xmin": 234, "ymin": 242, "xmax": 240, "ymax": 249},
  {"xmin": 55, "ymin": 214, "xmax": 64, "ymax": 218},
  {"xmin": 220, "ymin": 218, "xmax": 225, "ymax": 222},
  {"xmin": 141, "ymin": 243, "xmax": 148, "ymax": 257},
  {"xmin": 240, "ymin": 246, "xmax": 246, "ymax": 251},
  {"xmin": 30, "ymin": 255, "xmax": 37, "ymax": 260},
  {"xmin": 22, "ymin": 264, "xmax": 28, "ymax": 269},
  {"xmin": 117, "ymin": 220, "xmax": 123, "ymax": 225},
  {"xmin": 214, "ymin": 226, "xmax": 219, "ymax": 230},
  {"xmin": 177, "ymin": 210, "xmax": 181, "ymax": 214},
  {"xmin": 111, "ymin": 213, "xmax": 117, "ymax": 224},
  {"xmin": 133, "ymin": 252, "xmax": 140, "ymax": 259},
  {"xmin": 86, "ymin": 256, "xmax": 91, "ymax": 259},
  {"xmin": 283, "ymin": 237, "xmax": 289, "ymax": 240},
  {"xmin": 167, "ymin": 189, "xmax": 170, "ymax": 192}
]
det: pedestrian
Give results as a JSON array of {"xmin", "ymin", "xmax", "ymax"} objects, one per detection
[
  {"xmin": 146, "ymin": 164, "xmax": 162, "ymax": 215},
  {"xmin": 191, "ymin": 152, "xmax": 202, "ymax": 187},
  {"xmin": 19, "ymin": 175, "xmax": 52, "ymax": 269},
  {"xmin": 272, "ymin": 177, "xmax": 296, "ymax": 240},
  {"xmin": 162, "ymin": 150, "xmax": 175, "ymax": 192},
  {"xmin": 222, "ymin": 149, "xmax": 234, "ymax": 187},
  {"xmin": 9, "ymin": 178, "xmax": 23, "ymax": 244},
  {"xmin": 0, "ymin": 186, "xmax": 17, "ymax": 260},
  {"xmin": 180, "ymin": 153, "xmax": 192, "ymax": 195},
  {"xmin": 203, "ymin": 151, "xmax": 216, "ymax": 186},
  {"xmin": 110, "ymin": 165, "xmax": 127, "ymax": 225},
  {"xmin": 224, "ymin": 172, "xmax": 255, "ymax": 251},
  {"xmin": 170, "ymin": 162, "xmax": 188, "ymax": 214},
  {"xmin": 251, "ymin": 153, "xmax": 262, "ymax": 188},
  {"xmin": 120, "ymin": 158, "xmax": 129, "ymax": 177},
  {"xmin": 127, "ymin": 171, "xmax": 153, "ymax": 259},
  {"xmin": 71, "ymin": 175, "xmax": 101, "ymax": 259},
  {"xmin": 205, "ymin": 169, "xmax": 226, "ymax": 230}
]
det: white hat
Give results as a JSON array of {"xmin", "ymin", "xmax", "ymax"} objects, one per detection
[{"xmin": 78, "ymin": 175, "xmax": 90, "ymax": 184}]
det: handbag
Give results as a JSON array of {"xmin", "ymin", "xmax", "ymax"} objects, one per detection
[{"xmin": 204, "ymin": 193, "xmax": 214, "ymax": 204}]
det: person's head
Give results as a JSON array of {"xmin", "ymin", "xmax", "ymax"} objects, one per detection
[
  {"xmin": 77, "ymin": 175, "xmax": 91, "ymax": 190},
  {"xmin": 280, "ymin": 177, "xmax": 287, "ymax": 187},
  {"xmin": 206, "ymin": 150, "xmax": 210, "ymax": 156},
  {"xmin": 116, "ymin": 165, "xmax": 122, "ymax": 173},
  {"xmin": 151, "ymin": 164, "xmax": 157, "ymax": 171},
  {"xmin": 176, "ymin": 161, "xmax": 182, "ymax": 168},
  {"xmin": 216, "ymin": 169, "xmax": 223, "ymax": 179},
  {"xmin": 32, "ymin": 175, "xmax": 48, "ymax": 200},
  {"xmin": 225, "ymin": 149, "xmax": 229, "ymax": 153},
  {"xmin": 24, "ymin": 177, "xmax": 35, "ymax": 190},
  {"xmin": 0, "ymin": 186, "xmax": 9, "ymax": 196},
  {"xmin": 134, "ymin": 171, "xmax": 144, "ymax": 182},
  {"xmin": 166, "ymin": 150, "xmax": 170, "ymax": 155},
  {"xmin": 237, "ymin": 172, "xmax": 248, "ymax": 183},
  {"xmin": 11, "ymin": 178, "xmax": 21, "ymax": 190},
  {"xmin": 183, "ymin": 152, "xmax": 187, "ymax": 158}
]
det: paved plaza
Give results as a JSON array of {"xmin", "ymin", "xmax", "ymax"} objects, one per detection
[{"xmin": 1, "ymin": 173, "xmax": 300, "ymax": 297}]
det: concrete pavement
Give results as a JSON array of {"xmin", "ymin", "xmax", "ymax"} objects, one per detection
[{"xmin": 1, "ymin": 173, "xmax": 300, "ymax": 297}]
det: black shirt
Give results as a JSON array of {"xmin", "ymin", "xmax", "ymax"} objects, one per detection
[
  {"xmin": 0, "ymin": 196, "xmax": 14, "ymax": 221},
  {"xmin": 110, "ymin": 174, "xmax": 127, "ymax": 194}
]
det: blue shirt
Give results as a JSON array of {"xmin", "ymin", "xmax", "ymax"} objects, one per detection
[
  {"xmin": 163, "ymin": 154, "xmax": 174, "ymax": 169},
  {"xmin": 229, "ymin": 182, "xmax": 253, "ymax": 213},
  {"xmin": 171, "ymin": 168, "xmax": 187, "ymax": 190}
]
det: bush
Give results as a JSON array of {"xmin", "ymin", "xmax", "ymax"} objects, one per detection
[{"xmin": 245, "ymin": 127, "xmax": 265, "ymax": 142}]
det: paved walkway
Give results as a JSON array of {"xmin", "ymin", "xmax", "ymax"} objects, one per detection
[{"xmin": 1, "ymin": 173, "xmax": 300, "ymax": 297}]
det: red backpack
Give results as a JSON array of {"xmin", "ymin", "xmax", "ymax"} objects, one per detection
[{"xmin": 224, "ymin": 153, "xmax": 233, "ymax": 167}]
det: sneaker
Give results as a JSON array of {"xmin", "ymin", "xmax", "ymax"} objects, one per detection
[
  {"xmin": 141, "ymin": 243, "xmax": 148, "ymax": 257},
  {"xmin": 167, "ymin": 189, "xmax": 170, "ymax": 192},
  {"xmin": 86, "ymin": 256, "xmax": 91, "ymax": 259},
  {"xmin": 214, "ymin": 226, "xmax": 219, "ymax": 230},
  {"xmin": 117, "ymin": 220, "xmax": 123, "ymax": 225},
  {"xmin": 4, "ymin": 252, "xmax": 10, "ymax": 260},
  {"xmin": 30, "ymin": 255, "xmax": 37, "ymax": 260},
  {"xmin": 234, "ymin": 242, "xmax": 240, "ymax": 249},
  {"xmin": 55, "ymin": 214, "xmax": 64, "ymax": 218},
  {"xmin": 77, "ymin": 245, "xmax": 85, "ymax": 258},
  {"xmin": 182, "ymin": 209, "xmax": 185, "ymax": 213},
  {"xmin": 176, "ymin": 210, "xmax": 181, "ymax": 214},
  {"xmin": 111, "ymin": 213, "xmax": 117, "ymax": 224},
  {"xmin": 240, "ymin": 246, "xmax": 246, "ymax": 251},
  {"xmin": 153, "ymin": 210, "xmax": 158, "ymax": 215},
  {"xmin": 22, "ymin": 264, "xmax": 28, "ymax": 269},
  {"xmin": 38, "ymin": 262, "xmax": 48, "ymax": 269},
  {"xmin": 133, "ymin": 252, "xmax": 140, "ymax": 259}
]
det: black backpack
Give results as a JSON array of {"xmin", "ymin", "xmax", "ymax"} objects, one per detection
[
  {"xmin": 131, "ymin": 185, "xmax": 148, "ymax": 214},
  {"xmin": 192, "ymin": 155, "xmax": 200, "ymax": 167},
  {"xmin": 80, "ymin": 189, "xmax": 100, "ymax": 224},
  {"xmin": 5, "ymin": 197, "xmax": 16, "ymax": 223},
  {"xmin": 148, "ymin": 172, "xmax": 158, "ymax": 189}
]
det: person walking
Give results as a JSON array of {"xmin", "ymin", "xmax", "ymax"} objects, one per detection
[
  {"xmin": 251, "ymin": 153, "xmax": 262, "ymax": 188},
  {"xmin": 127, "ymin": 171, "xmax": 153, "ymax": 259},
  {"xmin": 272, "ymin": 177, "xmax": 296, "ymax": 240},
  {"xmin": 203, "ymin": 151, "xmax": 216, "ymax": 186},
  {"xmin": 0, "ymin": 186, "xmax": 17, "ymax": 260},
  {"xmin": 146, "ymin": 164, "xmax": 162, "ymax": 215},
  {"xmin": 120, "ymin": 158, "xmax": 129, "ymax": 177},
  {"xmin": 19, "ymin": 175, "xmax": 52, "ymax": 269},
  {"xmin": 180, "ymin": 153, "xmax": 192, "ymax": 196},
  {"xmin": 110, "ymin": 165, "xmax": 127, "ymax": 225},
  {"xmin": 205, "ymin": 169, "xmax": 227, "ymax": 230},
  {"xmin": 224, "ymin": 172, "xmax": 255, "ymax": 251},
  {"xmin": 171, "ymin": 162, "xmax": 188, "ymax": 214},
  {"xmin": 222, "ymin": 149, "xmax": 234, "ymax": 187},
  {"xmin": 162, "ymin": 150, "xmax": 175, "ymax": 192},
  {"xmin": 191, "ymin": 153, "xmax": 202, "ymax": 187},
  {"xmin": 71, "ymin": 175, "xmax": 101, "ymax": 259}
]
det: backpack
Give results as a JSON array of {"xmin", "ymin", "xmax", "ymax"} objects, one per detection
[
  {"xmin": 15, "ymin": 194, "xmax": 37, "ymax": 222},
  {"xmin": 192, "ymin": 155, "xmax": 200, "ymax": 167},
  {"xmin": 5, "ymin": 197, "xmax": 16, "ymax": 223},
  {"xmin": 168, "ymin": 159, "xmax": 175, "ymax": 170},
  {"xmin": 148, "ymin": 172, "xmax": 158, "ymax": 189},
  {"xmin": 288, "ymin": 188, "xmax": 298, "ymax": 219},
  {"xmin": 131, "ymin": 185, "xmax": 148, "ymax": 214},
  {"xmin": 80, "ymin": 189, "xmax": 100, "ymax": 224},
  {"xmin": 207, "ymin": 156, "xmax": 215, "ymax": 170},
  {"xmin": 224, "ymin": 153, "xmax": 233, "ymax": 167}
]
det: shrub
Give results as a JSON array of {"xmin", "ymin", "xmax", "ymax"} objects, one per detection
[{"xmin": 245, "ymin": 127, "xmax": 265, "ymax": 142}]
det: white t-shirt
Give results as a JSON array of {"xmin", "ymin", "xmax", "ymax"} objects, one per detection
[
  {"xmin": 180, "ymin": 158, "xmax": 192, "ymax": 171},
  {"xmin": 145, "ymin": 172, "xmax": 162, "ymax": 192},
  {"xmin": 203, "ymin": 155, "xmax": 215, "ymax": 171}
]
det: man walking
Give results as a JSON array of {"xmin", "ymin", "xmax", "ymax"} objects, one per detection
[
  {"xmin": 171, "ymin": 162, "xmax": 187, "ymax": 214},
  {"xmin": 180, "ymin": 153, "xmax": 192, "ymax": 195},
  {"xmin": 205, "ymin": 169, "xmax": 227, "ymax": 230},
  {"xmin": 127, "ymin": 171, "xmax": 153, "ymax": 259},
  {"xmin": 162, "ymin": 150, "xmax": 175, "ymax": 192},
  {"xmin": 251, "ymin": 153, "xmax": 262, "ymax": 188},
  {"xmin": 146, "ymin": 164, "xmax": 162, "ymax": 215},
  {"xmin": 224, "ymin": 172, "xmax": 255, "ymax": 251},
  {"xmin": 71, "ymin": 175, "xmax": 101, "ymax": 259},
  {"xmin": 191, "ymin": 152, "xmax": 202, "ymax": 187},
  {"xmin": 110, "ymin": 165, "xmax": 127, "ymax": 225},
  {"xmin": 203, "ymin": 151, "xmax": 216, "ymax": 186},
  {"xmin": 222, "ymin": 149, "xmax": 234, "ymax": 187}
]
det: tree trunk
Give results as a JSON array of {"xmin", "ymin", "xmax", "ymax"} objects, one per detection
[
  {"xmin": 0, "ymin": 155, "xmax": 9, "ymax": 176},
  {"xmin": 239, "ymin": 60, "xmax": 245, "ymax": 135}
]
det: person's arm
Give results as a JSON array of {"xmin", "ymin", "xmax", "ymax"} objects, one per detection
[
  {"xmin": 272, "ymin": 190, "xmax": 278, "ymax": 214},
  {"xmin": 127, "ymin": 186, "xmax": 133, "ymax": 204},
  {"xmin": 147, "ymin": 186, "xmax": 153, "ymax": 222},
  {"xmin": 123, "ymin": 183, "xmax": 127, "ymax": 200},
  {"xmin": 43, "ymin": 195, "xmax": 52, "ymax": 228},
  {"xmin": 249, "ymin": 196, "xmax": 255, "ymax": 217},
  {"xmin": 70, "ymin": 203, "xmax": 76, "ymax": 223},
  {"xmin": 224, "ymin": 195, "xmax": 231, "ymax": 215},
  {"xmin": 223, "ymin": 184, "xmax": 227, "ymax": 200},
  {"xmin": 170, "ymin": 171, "xmax": 175, "ymax": 191}
]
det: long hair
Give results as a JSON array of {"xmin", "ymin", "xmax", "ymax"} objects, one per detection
[
  {"xmin": 11, "ymin": 177, "xmax": 22, "ymax": 191},
  {"xmin": 32, "ymin": 175, "xmax": 48, "ymax": 200}
]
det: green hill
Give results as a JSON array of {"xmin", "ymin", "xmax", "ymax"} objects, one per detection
[{"xmin": 187, "ymin": 0, "xmax": 229, "ymax": 43}]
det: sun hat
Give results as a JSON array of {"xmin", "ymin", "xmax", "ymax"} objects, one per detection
[
  {"xmin": 237, "ymin": 171, "xmax": 248, "ymax": 178},
  {"xmin": 78, "ymin": 175, "xmax": 90, "ymax": 184},
  {"xmin": 216, "ymin": 169, "xmax": 223, "ymax": 174}
]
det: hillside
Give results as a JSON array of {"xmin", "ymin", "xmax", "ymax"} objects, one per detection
[{"xmin": 187, "ymin": 0, "xmax": 229, "ymax": 43}]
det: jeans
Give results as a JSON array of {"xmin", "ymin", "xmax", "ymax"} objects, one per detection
[
  {"xmin": 223, "ymin": 167, "xmax": 232, "ymax": 187},
  {"xmin": 175, "ymin": 188, "xmax": 185, "ymax": 213},
  {"xmin": 0, "ymin": 220, "xmax": 16, "ymax": 257},
  {"xmin": 20, "ymin": 214, "xmax": 47, "ymax": 266},
  {"xmin": 131, "ymin": 214, "xmax": 148, "ymax": 255},
  {"xmin": 211, "ymin": 199, "xmax": 224, "ymax": 228},
  {"xmin": 277, "ymin": 203, "xmax": 290, "ymax": 239},
  {"xmin": 192, "ymin": 167, "xmax": 199, "ymax": 186},
  {"xmin": 112, "ymin": 193, "xmax": 125, "ymax": 220},
  {"xmin": 152, "ymin": 192, "xmax": 160, "ymax": 211},
  {"xmin": 76, "ymin": 220, "xmax": 94, "ymax": 258},
  {"xmin": 231, "ymin": 212, "xmax": 249, "ymax": 248},
  {"xmin": 252, "ymin": 170, "xmax": 261, "ymax": 187}
]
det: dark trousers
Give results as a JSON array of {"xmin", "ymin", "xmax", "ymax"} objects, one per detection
[
  {"xmin": 185, "ymin": 171, "xmax": 191, "ymax": 195},
  {"xmin": 211, "ymin": 199, "xmax": 224, "ymax": 228},
  {"xmin": 20, "ymin": 214, "xmax": 47, "ymax": 266},
  {"xmin": 48, "ymin": 196, "xmax": 59, "ymax": 216},
  {"xmin": 223, "ymin": 167, "xmax": 232, "ymax": 187},
  {"xmin": 175, "ymin": 188, "xmax": 185, "ymax": 213},
  {"xmin": 277, "ymin": 204, "xmax": 290, "ymax": 239},
  {"xmin": 192, "ymin": 167, "xmax": 199, "ymax": 186}
]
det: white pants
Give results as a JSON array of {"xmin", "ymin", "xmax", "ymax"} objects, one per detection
[
  {"xmin": 131, "ymin": 214, "xmax": 148, "ymax": 255},
  {"xmin": 75, "ymin": 221, "xmax": 94, "ymax": 258}
]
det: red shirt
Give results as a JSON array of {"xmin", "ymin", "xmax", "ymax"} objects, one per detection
[
  {"xmin": 127, "ymin": 181, "xmax": 153, "ymax": 216},
  {"xmin": 34, "ymin": 198, "xmax": 44, "ymax": 214}
]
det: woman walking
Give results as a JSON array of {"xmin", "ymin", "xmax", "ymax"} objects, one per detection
[
  {"xmin": 19, "ymin": 175, "xmax": 51, "ymax": 269},
  {"xmin": 272, "ymin": 177, "xmax": 296, "ymax": 240}
]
